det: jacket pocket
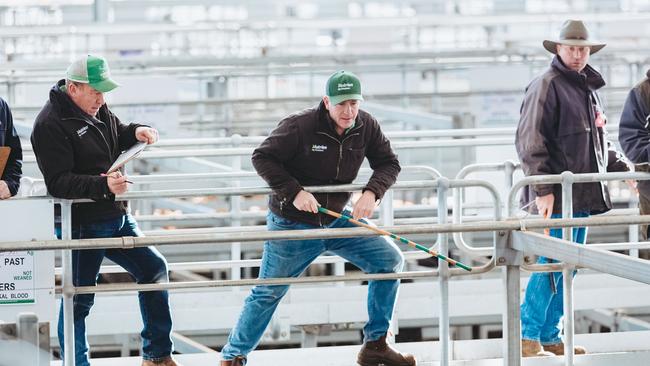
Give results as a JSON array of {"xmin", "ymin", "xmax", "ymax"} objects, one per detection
[
  {"xmin": 557, "ymin": 121, "xmax": 591, "ymax": 172},
  {"xmin": 339, "ymin": 148, "xmax": 366, "ymax": 181}
]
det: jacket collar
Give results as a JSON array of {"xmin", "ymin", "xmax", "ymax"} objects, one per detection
[
  {"xmin": 315, "ymin": 100, "xmax": 364, "ymax": 137},
  {"xmin": 50, "ymin": 79, "xmax": 109, "ymax": 122},
  {"xmin": 551, "ymin": 56, "xmax": 605, "ymax": 90}
]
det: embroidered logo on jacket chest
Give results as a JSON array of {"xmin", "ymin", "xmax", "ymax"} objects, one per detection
[
  {"xmin": 76, "ymin": 126, "xmax": 89, "ymax": 138},
  {"xmin": 311, "ymin": 144, "xmax": 327, "ymax": 152}
]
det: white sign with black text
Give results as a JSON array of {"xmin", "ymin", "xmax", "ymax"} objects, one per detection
[{"xmin": 0, "ymin": 251, "xmax": 35, "ymax": 304}]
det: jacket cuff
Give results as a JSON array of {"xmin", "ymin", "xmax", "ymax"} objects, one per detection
[
  {"xmin": 96, "ymin": 176, "xmax": 115, "ymax": 201},
  {"xmin": 362, "ymin": 187, "xmax": 382, "ymax": 201},
  {"xmin": 6, "ymin": 180, "xmax": 19, "ymax": 197},
  {"xmin": 282, "ymin": 182, "xmax": 303, "ymax": 203},
  {"xmin": 533, "ymin": 184, "xmax": 554, "ymax": 197}
]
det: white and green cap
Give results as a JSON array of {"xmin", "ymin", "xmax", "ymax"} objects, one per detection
[
  {"xmin": 66, "ymin": 55, "xmax": 119, "ymax": 93},
  {"xmin": 326, "ymin": 70, "xmax": 363, "ymax": 105}
]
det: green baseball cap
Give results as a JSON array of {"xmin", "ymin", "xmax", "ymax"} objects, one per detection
[
  {"xmin": 326, "ymin": 70, "xmax": 363, "ymax": 105},
  {"xmin": 66, "ymin": 55, "xmax": 119, "ymax": 93}
]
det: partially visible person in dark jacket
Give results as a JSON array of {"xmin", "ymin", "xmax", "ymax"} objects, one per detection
[
  {"xmin": 30, "ymin": 55, "xmax": 180, "ymax": 366},
  {"xmin": 0, "ymin": 97, "xmax": 21, "ymax": 199},
  {"xmin": 515, "ymin": 20, "xmax": 628, "ymax": 358},
  {"xmin": 219, "ymin": 71, "xmax": 414, "ymax": 366},
  {"xmin": 619, "ymin": 69, "xmax": 650, "ymax": 248}
]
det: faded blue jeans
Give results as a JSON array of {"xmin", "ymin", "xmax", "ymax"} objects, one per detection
[
  {"xmin": 520, "ymin": 212, "xmax": 589, "ymax": 345},
  {"xmin": 56, "ymin": 214, "xmax": 173, "ymax": 365},
  {"xmin": 221, "ymin": 210, "xmax": 404, "ymax": 361}
]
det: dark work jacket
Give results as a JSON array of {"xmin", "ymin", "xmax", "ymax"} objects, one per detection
[
  {"xmin": 619, "ymin": 70, "xmax": 650, "ymax": 200},
  {"xmin": 515, "ymin": 56, "xmax": 628, "ymax": 215},
  {"xmin": 0, "ymin": 97, "xmax": 22, "ymax": 196},
  {"xmin": 252, "ymin": 101, "xmax": 401, "ymax": 226},
  {"xmin": 31, "ymin": 80, "xmax": 144, "ymax": 225}
]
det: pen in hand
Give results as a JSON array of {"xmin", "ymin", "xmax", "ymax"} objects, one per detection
[{"xmin": 102, "ymin": 171, "xmax": 133, "ymax": 184}]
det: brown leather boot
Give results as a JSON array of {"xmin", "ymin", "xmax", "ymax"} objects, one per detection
[
  {"xmin": 543, "ymin": 342, "xmax": 587, "ymax": 355},
  {"xmin": 142, "ymin": 356, "xmax": 182, "ymax": 366},
  {"xmin": 357, "ymin": 335, "xmax": 416, "ymax": 366},
  {"xmin": 521, "ymin": 340, "xmax": 554, "ymax": 357},
  {"xmin": 220, "ymin": 356, "xmax": 246, "ymax": 366}
]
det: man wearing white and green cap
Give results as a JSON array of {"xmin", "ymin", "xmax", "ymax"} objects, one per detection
[
  {"xmin": 31, "ymin": 55, "xmax": 179, "ymax": 366},
  {"xmin": 220, "ymin": 71, "xmax": 415, "ymax": 366}
]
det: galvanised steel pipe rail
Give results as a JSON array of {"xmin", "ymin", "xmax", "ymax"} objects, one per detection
[
  {"xmin": 512, "ymin": 231, "xmax": 650, "ymax": 286},
  {"xmin": 452, "ymin": 161, "xmax": 519, "ymax": 257},
  {"xmin": 68, "ymin": 262, "xmax": 498, "ymax": 296},
  {"xmin": 20, "ymin": 137, "xmax": 518, "ymax": 163},
  {"xmin": 506, "ymin": 171, "xmax": 650, "ymax": 217},
  {"xmin": 54, "ymin": 250, "xmax": 442, "ymax": 276},
  {"xmin": 508, "ymin": 171, "xmax": 650, "ymax": 273},
  {"xmin": 6, "ymin": 215, "xmax": 650, "ymax": 253}
]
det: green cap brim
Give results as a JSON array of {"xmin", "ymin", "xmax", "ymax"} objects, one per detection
[
  {"xmin": 329, "ymin": 94, "xmax": 363, "ymax": 106},
  {"xmin": 90, "ymin": 78, "xmax": 120, "ymax": 93}
]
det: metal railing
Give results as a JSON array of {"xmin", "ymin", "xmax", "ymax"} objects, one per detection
[
  {"xmin": 3, "ymin": 168, "xmax": 650, "ymax": 365},
  {"xmin": 500, "ymin": 170, "xmax": 650, "ymax": 366},
  {"xmin": 3, "ymin": 175, "xmax": 503, "ymax": 366}
]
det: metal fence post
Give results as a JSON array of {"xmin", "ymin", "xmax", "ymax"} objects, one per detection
[
  {"xmin": 501, "ymin": 173, "xmax": 523, "ymax": 366},
  {"xmin": 17, "ymin": 312, "xmax": 39, "ymax": 366},
  {"xmin": 629, "ymin": 194, "xmax": 640, "ymax": 258},
  {"xmin": 380, "ymin": 190, "xmax": 397, "ymax": 338},
  {"xmin": 437, "ymin": 177, "xmax": 450, "ymax": 366},
  {"xmin": 60, "ymin": 200, "xmax": 75, "ymax": 366},
  {"xmin": 561, "ymin": 171, "xmax": 575, "ymax": 366},
  {"xmin": 230, "ymin": 135, "xmax": 242, "ymax": 282}
]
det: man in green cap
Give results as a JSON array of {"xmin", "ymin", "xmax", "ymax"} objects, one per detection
[
  {"xmin": 30, "ymin": 55, "xmax": 180, "ymax": 366},
  {"xmin": 220, "ymin": 71, "xmax": 415, "ymax": 366}
]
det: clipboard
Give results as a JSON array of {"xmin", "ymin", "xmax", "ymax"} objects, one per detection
[
  {"xmin": 107, "ymin": 142, "xmax": 147, "ymax": 174},
  {"xmin": 0, "ymin": 146, "xmax": 10, "ymax": 178}
]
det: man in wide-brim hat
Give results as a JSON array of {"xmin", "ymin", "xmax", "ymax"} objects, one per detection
[
  {"xmin": 542, "ymin": 19, "xmax": 606, "ymax": 55},
  {"xmin": 515, "ymin": 19, "xmax": 629, "ymax": 358}
]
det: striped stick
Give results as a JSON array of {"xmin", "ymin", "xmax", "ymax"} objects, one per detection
[{"xmin": 318, "ymin": 207, "xmax": 472, "ymax": 272}]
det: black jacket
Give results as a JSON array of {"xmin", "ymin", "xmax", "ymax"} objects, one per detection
[
  {"xmin": 0, "ymin": 97, "xmax": 22, "ymax": 196},
  {"xmin": 252, "ymin": 101, "xmax": 401, "ymax": 226},
  {"xmin": 619, "ymin": 70, "xmax": 650, "ymax": 198},
  {"xmin": 516, "ymin": 56, "xmax": 627, "ymax": 215},
  {"xmin": 31, "ymin": 80, "xmax": 144, "ymax": 224}
]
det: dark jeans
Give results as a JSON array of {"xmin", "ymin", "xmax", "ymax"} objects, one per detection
[{"xmin": 57, "ymin": 214, "xmax": 173, "ymax": 365}]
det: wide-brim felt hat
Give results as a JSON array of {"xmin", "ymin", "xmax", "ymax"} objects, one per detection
[{"xmin": 543, "ymin": 19, "xmax": 606, "ymax": 55}]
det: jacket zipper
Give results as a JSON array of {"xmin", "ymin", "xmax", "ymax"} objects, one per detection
[
  {"xmin": 315, "ymin": 130, "xmax": 360, "ymax": 226},
  {"xmin": 316, "ymin": 131, "xmax": 360, "ymax": 180}
]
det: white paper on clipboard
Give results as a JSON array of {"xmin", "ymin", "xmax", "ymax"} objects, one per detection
[{"xmin": 107, "ymin": 141, "xmax": 147, "ymax": 174}]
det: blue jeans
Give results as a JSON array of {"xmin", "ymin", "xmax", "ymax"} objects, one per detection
[
  {"xmin": 56, "ymin": 214, "xmax": 173, "ymax": 365},
  {"xmin": 221, "ymin": 211, "xmax": 404, "ymax": 360},
  {"xmin": 520, "ymin": 212, "xmax": 589, "ymax": 345}
]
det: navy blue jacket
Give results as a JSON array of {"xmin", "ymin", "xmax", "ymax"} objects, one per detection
[
  {"xmin": 0, "ymin": 97, "xmax": 22, "ymax": 196},
  {"xmin": 618, "ymin": 71, "xmax": 650, "ymax": 196}
]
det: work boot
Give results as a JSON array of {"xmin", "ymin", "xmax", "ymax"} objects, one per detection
[
  {"xmin": 521, "ymin": 340, "xmax": 554, "ymax": 357},
  {"xmin": 543, "ymin": 342, "xmax": 587, "ymax": 355},
  {"xmin": 357, "ymin": 335, "xmax": 416, "ymax": 366},
  {"xmin": 220, "ymin": 356, "xmax": 246, "ymax": 366},
  {"xmin": 142, "ymin": 356, "xmax": 182, "ymax": 366}
]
